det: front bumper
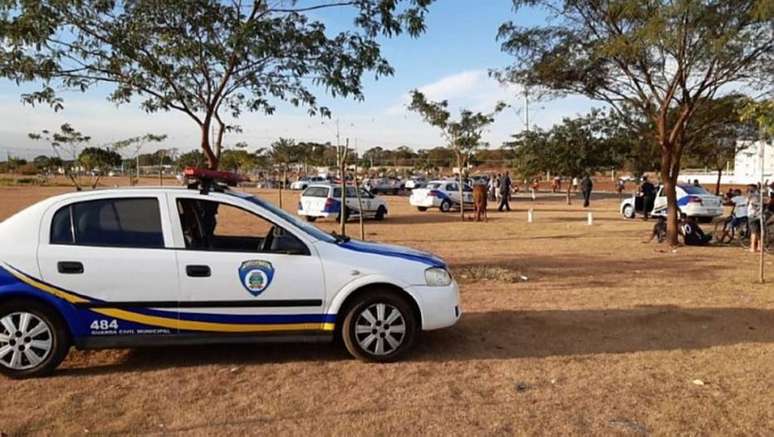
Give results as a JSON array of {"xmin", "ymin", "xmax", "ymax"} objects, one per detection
[{"xmin": 407, "ymin": 281, "xmax": 461, "ymax": 330}]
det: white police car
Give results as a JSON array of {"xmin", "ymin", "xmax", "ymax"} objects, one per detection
[
  {"xmin": 298, "ymin": 184, "xmax": 388, "ymax": 222},
  {"xmin": 620, "ymin": 183, "xmax": 723, "ymax": 220},
  {"xmin": 289, "ymin": 176, "xmax": 327, "ymax": 191},
  {"xmin": 409, "ymin": 180, "xmax": 474, "ymax": 212},
  {"xmin": 0, "ymin": 170, "xmax": 459, "ymax": 378}
]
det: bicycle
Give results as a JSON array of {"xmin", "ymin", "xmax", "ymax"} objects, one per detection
[{"xmin": 713, "ymin": 214, "xmax": 748, "ymax": 244}]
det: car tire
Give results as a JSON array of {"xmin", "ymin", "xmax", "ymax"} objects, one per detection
[
  {"xmin": 375, "ymin": 206, "xmax": 386, "ymax": 221},
  {"xmin": 305, "ymin": 216, "xmax": 317, "ymax": 222},
  {"xmin": 440, "ymin": 200, "xmax": 452, "ymax": 213},
  {"xmin": 341, "ymin": 290, "xmax": 418, "ymax": 362},
  {"xmin": 0, "ymin": 300, "xmax": 70, "ymax": 379},
  {"xmin": 622, "ymin": 204, "xmax": 635, "ymax": 219},
  {"xmin": 417, "ymin": 207, "xmax": 428, "ymax": 212}
]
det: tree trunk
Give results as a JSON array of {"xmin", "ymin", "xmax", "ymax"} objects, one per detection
[
  {"xmin": 458, "ymin": 154, "xmax": 465, "ymax": 222},
  {"xmin": 715, "ymin": 167, "xmax": 723, "ymax": 196},
  {"xmin": 200, "ymin": 122, "xmax": 219, "ymax": 170},
  {"xmin": 660, "ymin": 153, "xmax": 680, "ymax": 246},
  {"xmin": 278, "ymin": 168, "xmax": 285, "ymax": 208},
  {"xmin": 566, "ymin": 181, "xmax": 572, "ymax": 205}
]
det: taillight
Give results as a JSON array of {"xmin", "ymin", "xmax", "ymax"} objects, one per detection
[
  {"xmin": 324, "ymin": 198, "xmax": 336, "ymax": 208},
  {"xmin": 687, "ymin": 196, "xmax": 703, "ymax": 204},
  {"xmin": 428, "ymin": 190, "xmax": 438, "ymax": 197},
  {"xmin": 298, "ymin": 201, "xmax": 303, "ymax": 210}
]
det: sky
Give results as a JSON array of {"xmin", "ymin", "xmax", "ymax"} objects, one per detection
[{"xmin": 0, "ymin": 0, "xmax": 598, "ymax": 159}]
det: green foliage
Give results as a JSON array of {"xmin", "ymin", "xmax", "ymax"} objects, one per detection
[
  {"xmin": 741, "ymin": 99, "xmax": 774, "ymax": 140},
  {"xmin": 408, "ymin": 91, "xmax": 505, "ymax": 168},
  {"xmin": 508, "ymin": 110, "xmax": 627, "ymax": 180},
  {"xmin": 176, "ymin": 150, "xmax": 206, "ymax": 170},
  {"xmin": 1, "ymin": 0, "xmax": 434, "ymax": 168},
  {"xmin": 78, "ymin": 147, "xmax": 122, "ymax": 172}
]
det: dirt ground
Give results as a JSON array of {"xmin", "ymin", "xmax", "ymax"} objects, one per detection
[{"xmin": 1, "ymin": 179, "xmax": 773, "ymax": 436}]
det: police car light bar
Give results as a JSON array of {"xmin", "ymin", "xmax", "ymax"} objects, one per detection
[{"xmin": 184, "ymin": 167, "xmax": 248, "ymax": 193}]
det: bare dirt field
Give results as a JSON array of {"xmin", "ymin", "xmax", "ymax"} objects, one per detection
[{"xmin": 1, "ymin": 179, "xmax": 773, "ymax": 436}]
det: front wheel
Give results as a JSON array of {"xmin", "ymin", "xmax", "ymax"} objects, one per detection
[
  {"xmin": 0, "ymin": 300, "xmax": 70, "ymax": 379},
  {"xmin": 622, "ymin": 204, "xmax": 635, "ymax": 219},
  {"xmin": 341, "ymin": 291, "xmax": 418, "ymax": 362}
]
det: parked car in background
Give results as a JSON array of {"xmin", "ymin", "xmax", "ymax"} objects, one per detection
[
  {"xmin": 299, "ymin": 184, "xmax": 388, "ymax": 222},
  {"xmin": 620, "ymin": 183, "xmax": 723, "ymax": 221},
  {"xmin": 290, "ymin": 176, "xmax": 327, "ymax": 191},
  {"xmin": 404, "ymin": 176, "xmax": 427, "ymax": 190},
  {"xmin": 469, "ymin": 175, "xmax": 489, "ymax": 186},
  {"xmin": 364, "ymin": 178, "xmax": 404, "ymax": 195},
  {"xmin": 409, "ymin": 180, "xmax": 474, "ymax": 212}
]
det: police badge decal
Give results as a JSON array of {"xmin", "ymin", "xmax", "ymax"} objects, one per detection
[{"xmin": 238, "ymin": 260, "xmax": 275, "ymax": 296}]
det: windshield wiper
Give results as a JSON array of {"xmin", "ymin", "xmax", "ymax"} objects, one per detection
[{"xmin": 330, "ymin": 231, "xmax": 351, "ymax": 243}]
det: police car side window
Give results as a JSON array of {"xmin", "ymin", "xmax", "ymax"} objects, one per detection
[{"xmin": 51, "ymin": 198, "xmax": 164, "ymax": 248}]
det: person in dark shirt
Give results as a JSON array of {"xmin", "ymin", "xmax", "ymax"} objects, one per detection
[
  {"xmin": 640, "ymin": 177, "xmax": 656, "ymax": 220},
  {"xmin": 681, "ymin": 216, "xmax": 712, "ymax": 246},
  {"xmin": 580, "ymin": 175, "xmax": 593, "ymax": 207},
  {"xmin": 498, "ymin": 171, "xmax": 512, "ymax": 211}
]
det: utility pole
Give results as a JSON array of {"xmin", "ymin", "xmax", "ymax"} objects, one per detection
[
  {"xmin": 524, "ymin": 87, "xmax": 530, "ymax": 133},
  {"xmin": 354, "ymin": 138, "xmax": 365, "ymax": 240}
]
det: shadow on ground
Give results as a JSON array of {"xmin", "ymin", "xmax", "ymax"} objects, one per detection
[{"xmin": 57, "ymin": 306, "xmax": 774, "ymax": 377}]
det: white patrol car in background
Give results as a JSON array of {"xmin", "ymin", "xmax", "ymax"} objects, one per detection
[
  {"xmin": 289, "ymin": 176, "xmax": 327, "ymax": 191},
  {"xmin": 620, "ymin": 183, "xmax": 724, "ymax": 221},
  {"xmin": 409, "ymin": 180, "xmax": 474, "ymax": 212},
  {"xmin": 0, "ymin": 169, "xmax": 459, "ymax": 378},
  {"xmin": 298, "ymin": 184, "xmax": 388, "ymax": 222}
]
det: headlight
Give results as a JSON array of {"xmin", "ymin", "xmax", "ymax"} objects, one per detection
[{"xmin": 425, "ymin": 267, "xmax": 452, "ymax": 287}]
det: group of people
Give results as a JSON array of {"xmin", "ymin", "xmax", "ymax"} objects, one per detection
[{"xmin": 673, "ymin": 184, "xmax": 772, "ymax": 251}]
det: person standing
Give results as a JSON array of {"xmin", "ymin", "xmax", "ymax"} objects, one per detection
[
  {"xmin": 640, "ymin": 177, "xmax": 656, "ymax": 220},
  {"xmin": 488, "ymin": 173, "xmax": 497, "ymax": 201},
  {"xmin": 498, "ymin": 171, "xmax": 512, "ymax": 211},
  {"xmin": 580, "ymin": 174, "xmax": 593, "ymax": 207}
]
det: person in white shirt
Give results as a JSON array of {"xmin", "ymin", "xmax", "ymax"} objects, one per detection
[{"xmin": 717, "ymin": 189, "xmax": 749, "ymax": 243}]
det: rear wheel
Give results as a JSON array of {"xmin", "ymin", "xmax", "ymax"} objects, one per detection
[
  {"xmin": 305, "ymin": 216, "xmax": 317, "ymax": 222},
  {"xmin": 375, "ymin": 206, "xmax": 386, "ymax": 221},
  {"xmin": 440, "ymin": 200, "xmax": 452, "ymax": 213},
  {"xmin": 622, "ymin": 204, "xmax": 635, "ymax": 219},
  {"xmin": 0, "ymin": 300, "xmax": 69, "ymax": 379},
  {"xmin": 341, "ymin": 290, "xmax": 418, "ymax": 362},
  {"xmin": 417, "ymin": 207, "xmax": 428, "ymax": 212}
]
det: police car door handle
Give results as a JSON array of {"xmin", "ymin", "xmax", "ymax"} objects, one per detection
[
  {"xmin": 186, "ymin": 265, "xmax": 211, "ymax": 278},
  {"xmin": 57, "ymin": 261, "xmax": 84, "ymax": 274}
]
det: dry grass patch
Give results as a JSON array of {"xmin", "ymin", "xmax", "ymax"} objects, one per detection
[{"xmin": 454, "ymin": 264, "xmax": 526, "ymax": 283}]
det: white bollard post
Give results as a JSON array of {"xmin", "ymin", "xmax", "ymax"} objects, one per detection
[
  {"xmin": 528, "ymin": 208, "xmax": 534, "ymax": 223},
  {"xmin": 587, "ymin": 212, "xmax": 593, "ymax": 225},
  {"xmin": 531, "ymin": 189, "xmax": 536, "ymax": 201}
]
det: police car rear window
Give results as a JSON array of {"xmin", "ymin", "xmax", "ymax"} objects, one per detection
[
  {"xmin": 51, "ymin": 198, "xmax": 164, "ymax": 248},
  {"xmin": 303, "ymin": 186, "xmax": 329, "ymax": 197}
]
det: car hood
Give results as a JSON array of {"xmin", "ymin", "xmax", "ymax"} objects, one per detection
[{"xmin": 338, "ymin": 239, "xmax": 446, "ymax": 268}]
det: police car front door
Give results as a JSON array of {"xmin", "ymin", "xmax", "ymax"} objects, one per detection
[{"xmin": 171, "ymin": 196, "xmax": 329, "ymax": 336}]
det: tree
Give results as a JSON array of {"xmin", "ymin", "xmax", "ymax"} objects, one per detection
[
  {"xmin": 269, "ymin": 138, "xmax": 297, "ymax": 208},
  {"xmin": 508, "ymin": 110, "xmax": 626, "ymax": 203},
  {"xmin": 78, "ymin": 147, "xmax": 122, "ymax": 188},
  {"xmin": 497, "ymin": 0, "xmax": 773, "ymax": 245},
  {"xmin": 221, "ymin": 143, "xmax": 259, "ymax": 174},
  {"xmin": 177, "ymin": 150, "xmax": 206, "ymax": 170},
  {"xmin": 28, "ymin": 124, "xmax": 91, "ymax": 190},
  {"xmin": 1, "ymin": 0, "xmax": 434, "ymax": 169},
  {"xmin": 111, "ymin": 134, "xmax": 168, "ymax": 185},
  {"xmin": 683, "ymin": 95, "xmax": 756, "ymax": 194},
  {"xmin": 408, "ymin": 91, "xmax": 505, "ymax": 221}
]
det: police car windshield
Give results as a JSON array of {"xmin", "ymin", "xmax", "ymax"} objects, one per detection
[{"xmin": 239, "ymin": 194, "xmax": 336, "ymax": 243}]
